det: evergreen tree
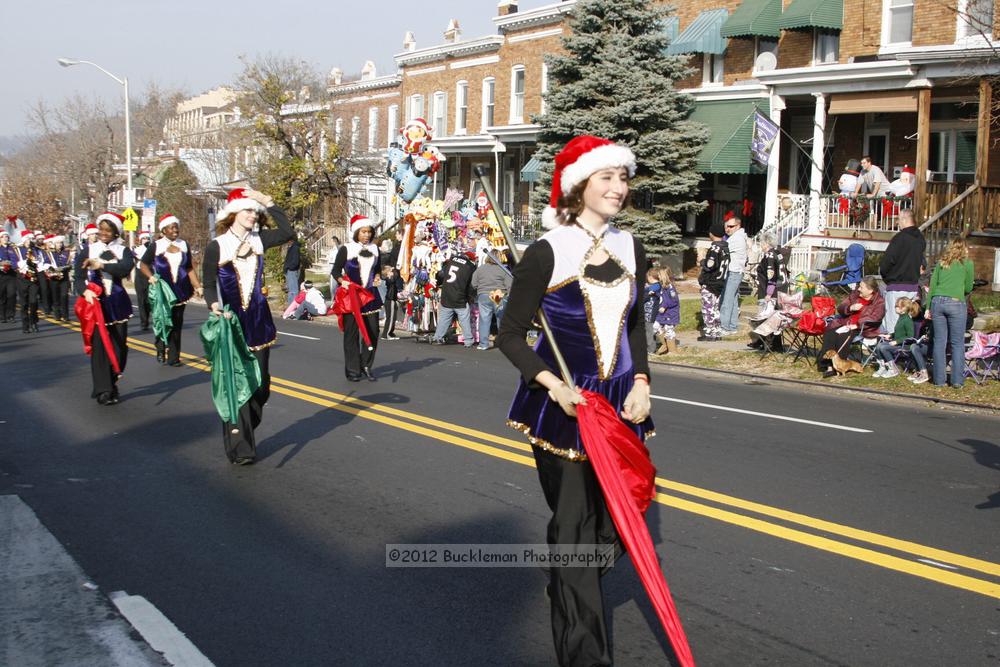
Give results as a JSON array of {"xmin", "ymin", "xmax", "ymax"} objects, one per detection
[{"xmin": 532, "ymin": 0, "xmax": 708, "ymax": 255}]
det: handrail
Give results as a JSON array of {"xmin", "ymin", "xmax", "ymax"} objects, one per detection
[{"xmin": 919, "ymin": 183, "xmax": 979, "ymax": 232}]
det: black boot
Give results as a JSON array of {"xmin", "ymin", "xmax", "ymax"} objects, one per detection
[{"xmin": 362, "ymin": 367, "xmax": 377, "ymax": 382}]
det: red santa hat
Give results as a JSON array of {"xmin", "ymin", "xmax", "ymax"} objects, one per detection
[
  {"xmin": 542, "ymin": 135, "xmax": 637, "ymax": 229},
  {"xmin": 96, "ymin": 212, "xmax": 125, "ymax": 234},
  {"xmin": 50, "ymin": 235, "xmax": 64, "ymax": 245},
  {"xmin": 159, "ymin": 213, "xmax": 180, "ymax": 230},
  {"xmin": 901, "ymin": 165, "xmax": 915, "ymax": 175},
  {"xmin": 350, "ymin": 214, "xmax": 374, "ymax": 236},
  {"xmin": 403, "ymin": 117, "xmax": 432, "ymax": 136},
  {"xmin": 0, "ymin": 229, "xmax": 8, "ymax": 239},
  {"xmin": 19, "ymin": 229, "xmax": 34, "ymax": 245},
  {"xmin": 218, "ymin": 188, "xmax": 266, "ymax": 226},
  {"xmin": 138, "ymin": 231, "xmax": 151, "ymax": 240},
  {"xmin": 33, "ymin": 229, "xmax": 44, "ymax": 238},
  {"xmin": 43, "ymin": 234, "xmax": 55, "ymax": 243},
  {"xmin": 83, "ymin": 223, "xmax": 99, "ymax": 236}
]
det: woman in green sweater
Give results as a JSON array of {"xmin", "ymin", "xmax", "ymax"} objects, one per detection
[{"xmin": 925, "ymin": 240, "xmax": 974, "ymax": 387}]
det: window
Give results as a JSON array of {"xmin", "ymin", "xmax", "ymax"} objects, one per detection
[
  {"xmin": 455, "ymin": 81, "xmax": 468, "ymax": 134},
  {"xmin": 755, "ymin": 37, "xmax": 779, "ymax": 62},
  {"xmin": 387, "ymin": 105, "xmax": 399, "ymax": 145},
  {"xmin": 540, "ymin": 62, "xmax": 549, "ymax": 115},
  {"xmin": 368, "ymin": 107, "xmax": 379, "ymax": 151},
  {"xmin": 432, "ymin": 91, "xmax": 447, "ymax": 137},
  {"xmin": 350, "ymin": 116, "xmax": 360, "ymax": 152},
  {"xmin": 510, "ymin": 66, "xmax": 525, "ymax": 123},
  {"xmin": 884, "ymin": 0, "xmax": 914, "ymax": 45},
  {"xmin": 409, "ymin": 94, "xmax": 424, "ymax": 121},
  {"xmin": 334, "ymin": 117, "xmax": 343, "ymax": 143},
  {"xmin": 958, "ymin": 0, "xmax": 994, "ymax": 39},
  {"xmin": 929, "ymin": 129, "xmax": 977, "ymax": 184},
  {"xmin": 814, "ymin": 31, "xmax": 839, "ymax": 64},
  {"xmin": 482, "ymin": 77, "xmax": 495, "ymax": 128},
  {"xmin": 702, "ymin": 53, "xmax": 724, "ymax": 85}
]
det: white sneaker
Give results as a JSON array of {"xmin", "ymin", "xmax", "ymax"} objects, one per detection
[
  {"xmin": 873, "ymin": 365, "xmax": 886, "ymax": 378},
  {"xmin": 883, "ymin": 365, "xmax": 899, "ymax": 378},
  {"xmin": 910, "ymin": 371, "xmax": 929, "ymax": 384}
]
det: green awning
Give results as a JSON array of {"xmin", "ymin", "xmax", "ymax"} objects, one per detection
[
  {"xmin": 778, "ymin": 0, "xmax": 843, "ymax": 31},
  {"xmin": 690, "ymin": 99, "xmax": 770, "ymax": 174},
  {"xmin": 721, "ymin": 0, "xmax": 782, "ymax": 38},
  {"xmin": 667, "ymin": 9, "xmax": 730, "ymax": 55},
  {"xmin": 520, "ymin": 157, "xmax": 543, "ymax": 183}
]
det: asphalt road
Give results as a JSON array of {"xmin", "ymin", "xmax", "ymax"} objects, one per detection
[{"xmin": 1, "ymin": 305, "xmax": 998, "ymax": 666}]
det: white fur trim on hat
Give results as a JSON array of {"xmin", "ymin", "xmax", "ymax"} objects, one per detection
[
  {"xmin": 159, "ymin": 214, "xmax": 180, "ymax": 230},
  {"xmin": 96, "ymin": 213, "xmax": 124, "ymax": 234},
  {"xmin": 559, "ymin": 144, "xmax": 637, "ymax": 196},
  {"xmin": 541, "ymin": 206, "xmax": 561, "ymax": 230},
  {"xmin": 219, "ymin": 197, "xmax": 265, "ymax": 221},
  {"xmin": 350, "ymin": 214, "xmax": 374, "ymax": 235}
]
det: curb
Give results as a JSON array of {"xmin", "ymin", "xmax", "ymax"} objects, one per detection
[{"xmin": 651, "ymin": 359, "xmax": 1000, "ymax": 413}]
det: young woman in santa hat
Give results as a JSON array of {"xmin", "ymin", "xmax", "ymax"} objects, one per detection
[
  {"xmin": 0, "ymin": 228, "xmax": 18, "ymax": 323},
  {"xmin": 139, "ymin": 214, "xmax": 203, "ymax": 365},
  {"xmin": 74, "ymin": 212, "xmax": 134, "ymax": 404},
  {"xmin": 496, "ymin": 135, "xmax": 653, "ymax": 667},
  {"xmin": 331, "ymin": 214, "xmax": 382, "ymax": 381},
  {"xmin": 15, "ymin": 229, "xmax": 43, "ymax": 333},
  {"xmin": 201, "ymin": 188, "xmax": 294, "ymax": 465}
]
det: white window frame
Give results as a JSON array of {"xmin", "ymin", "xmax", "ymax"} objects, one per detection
[
  {"xmin": 367, "ymin": 107, "xmax": 379, "ymax": 152},
  {"xmin": 702, "ymin": 52, "xmax": 724, "ymax": 86},
  {"xmin": 455, "ymin": 81, "xmax": 468, "ymax": 135},
  {"xmin": 540, "ymin": 62, "xmax": 549, "ymax": 115},
  {"xmin": 812, "ymin": 29, "xmax": 840, "ymax": 65},
  {"xmin": 432, "ymin": 90, "xmax": 448, "ymax": 137},
  {"xmin": 350, "ymin": 116, "xmax": 360, "ymax": 152},
  {"xmin": 863, "ymin": 127, "xmax": 890, "ymax": 176},
  {"xmin": 482, "ymin": 77, "xmax": 496, "ymax": 130},
  {"xmin": 409, "ymin": 94, "xmax": 424, "ymax": 121},
  {"xmin": 510, "ymin": 65, "xmax": 526, "ymax": 124},
  {"xmin": 470, "ymin": 162, "xmax": 490, "ymax": 199},
  {"xmin": 956, "ymin": 0, "xmax": 994, "ymax": 41},
  {"xmin": 754, "ymin": 36, "xmax": 779, "ymax": 66},
  {"xmin": 881, "ymin": 0, "xmax": 914, "ymax": 47},
  {"xmin": 387, "ymin": 105, "xmax": 400, "ymax": 146}
]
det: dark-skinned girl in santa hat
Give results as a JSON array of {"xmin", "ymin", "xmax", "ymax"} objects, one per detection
[{"xmin": 331, "ymin": 214, "xmax": 382, "ymax": 382}]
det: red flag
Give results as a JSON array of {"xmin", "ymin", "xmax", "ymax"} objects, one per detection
[
  {"xmin": 332, "ymin": 280, "xmax": 376, "ymax": 348},
  {"xmin": 73, "ymin": 282, "xmax": 121, "ymax": 375},
  {"xmin": 576, "ymin": 388, "xmax": 695, "ymax": 667}
]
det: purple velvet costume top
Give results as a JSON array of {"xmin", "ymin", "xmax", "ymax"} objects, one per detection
[
  {"xmin": 214, "ymin": 233, "xmax": 275, "ymax": 351},
  {"xmin": 504, "ymin": 224, "xmax": 653, "ymax": 461},
  {"xmin": 78, "ymin": 240, "xmax": 134, "ymax": 324},
  {"xmin": 148, "ymin": 238, "xmax": 194, "ymax": 305}
]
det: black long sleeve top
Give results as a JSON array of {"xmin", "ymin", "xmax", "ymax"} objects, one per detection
[
  {"xmin": 73, "ymin": 241, "xmax": 134, "ymax": 294},
  {"xmin": 202, "ymin": 206, "xmax": 294, "ymax": 307},
  {"xmin": 496, "ymin": 237, "xmax": 650, "ymax": 386}
]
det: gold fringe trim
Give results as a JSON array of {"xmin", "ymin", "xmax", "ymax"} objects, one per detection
[
  {"xmin": 248, "ymin": 336, "xmax": 277, "ymax": 352},
  {"xmin": 507, "ymin": 420, "xmax": 657, "ymax": 463}
]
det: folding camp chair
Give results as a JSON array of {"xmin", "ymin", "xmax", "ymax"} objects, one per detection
[
  {"xmin": 843, "ymin": 320, "xmax": 882, "ymax": 370},
  {"xmin": 820, "ymin": 243, "xmax": 865, "ymax": 295},
  {"xmin": 887, "ymin": 320, "xmax": 925, "ymax": 373},
  {"xmin": 964, "ymin": 332, "xmax": 1000, "ymax": 385},
  {"xmin": 785, "ymin": 295, "xmax": 837, "ymax": 366}
]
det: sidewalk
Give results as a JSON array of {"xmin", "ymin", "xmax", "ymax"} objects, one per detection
[{"xmin": 0, "ymin": 495, "xmax": 194, "ymax": 666}]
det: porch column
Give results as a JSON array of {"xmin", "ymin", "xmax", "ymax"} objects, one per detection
[
  {"xmin": 763, "ymin": 93, "xmax": 785, "ymax": 232},
  {"xmin": 807, "ymin": 92, "xmax": 826, "ymax": 235},
  {"xmin": 914, "ymin": 88, "xmax": 931, "ymax": 219},
  {"xmin": 977, "ymin": 78, "xmax": 992, "ymax": 184}
]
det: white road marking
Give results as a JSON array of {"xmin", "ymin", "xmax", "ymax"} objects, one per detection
[
  {"xmin": 650, "ymin": 395, "xmax": 874, "ymax": 433},
  {"xmin": 110, "ymin": 591, "xmax": 215, "ymax": 666},
  {"xmin": 278, "ymin": 331, "xmax": 321, "ymax": 341},
  {"xmin": 917, "ymin": 559, "xmax": 960, "ymax": 570}
]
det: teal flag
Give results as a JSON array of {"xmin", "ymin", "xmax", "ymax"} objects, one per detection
[{"xmin": 199, "ymin": 307, "xmax": 261, "ymax": 423}]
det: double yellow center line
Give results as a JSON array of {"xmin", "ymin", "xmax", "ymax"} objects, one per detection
[{"xmin": 50, "ymin": 318, "xmax": 1000, "ymax": 600}]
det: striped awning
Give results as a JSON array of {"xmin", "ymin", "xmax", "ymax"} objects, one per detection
[
  {"xmin": 721, "ymin": 0, "xmax": 782, "ymax": 38},
  {"xmin": 778, "ymin": 0, "xmax": 843, "ymax": 31},
  {"xmin": 667, "ymin": 9, "xmax": 730, "ymax": 55},
  {"xmin": 520, "ymin": 157, "xmax": 543, "ymax": 183},
  {"xmin": 690, "ymin": 99, "xmax": 771, "ymax": 174}
]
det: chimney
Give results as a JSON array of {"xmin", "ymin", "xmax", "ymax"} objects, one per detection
[
  {"xmin": 498, "ymin": 0, "xmax": 518, "ymax": 16},
  {"xmin": 444, "ymin": 19, "xmax": 461, "ymax": 43},
  {"xmin": 403, "ymin": 31, "xmax": 417, "ymax": 52},
  {"xmin": 361, "ymin": 61, "xmax": 377, "ymax": 81},
  {"xmin": 329, "ymin": 67, "xmax": 343, "ymax": 86}
]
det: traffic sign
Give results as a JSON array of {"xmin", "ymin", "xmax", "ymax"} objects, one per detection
[
  {"xmin": 141, "ymin": 198, "xmax": 157, "ymax": 233},
  {"xmin": 123, "ymin": 207, "xmax": 139, "ymax": 232}
]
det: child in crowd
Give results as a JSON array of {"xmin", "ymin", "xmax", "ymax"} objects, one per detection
[
  {"xmin": 654, "ymin": 266, "xmax": 680, "ymax": 354},
  {"xmin": 643, "ymin": 267, "xmax": 662, "ymax": 353},
  {"xmin": 873, "ymin": 296, "xmax": 920, "ymax": 378}
]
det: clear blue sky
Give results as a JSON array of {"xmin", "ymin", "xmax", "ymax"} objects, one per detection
[{"xmin": 0, "ymin": 0, "xmax": 539, "ymax": 138}]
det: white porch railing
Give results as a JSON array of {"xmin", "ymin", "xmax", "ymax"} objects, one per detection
[
  {"xmin": 786, "ymin": 246, "xmax": 841, "ymax": 280},
  {"xmin": 820, "ymin": 193, "xmax": 913, "ymax": 234},
  {"xmin": 756, "ymin": 194, "xmax": 810, "ymax": 247}
]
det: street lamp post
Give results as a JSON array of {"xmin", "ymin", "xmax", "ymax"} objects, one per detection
[{"xmin": 57, "ymin": 58, "xmax": 133, "ymax": 242}]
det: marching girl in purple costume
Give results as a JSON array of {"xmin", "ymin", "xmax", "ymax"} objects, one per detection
[
  {"xmin": 140, "ymin": 213, "xmax": 203, "ymax": 366},
  {"xmin": 497, "ymin": 136, "xmax": 653, "ymax": 666},
  {"xmin": 201, "ymin": 188, "xmax": 294, "ymax": 465},
  {"xmin": 331, "ymin": 214, "xmax": 383, "ymax": 382},
  {"xmin": 74, "ymin": 212, "xmax": 134, "ymax": 405}
]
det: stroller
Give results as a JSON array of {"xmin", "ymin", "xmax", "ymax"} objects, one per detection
[{"xmin": 820, "ymin": 243, "xmax": 865, "ymax": 294}]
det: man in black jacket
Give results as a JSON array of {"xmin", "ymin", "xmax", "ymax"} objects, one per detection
[
  {"xmin": 283, "ymin": 237, "xmax": 301, "ymax": 306},
  {"xmin": 879, "ymin": 208, "xmax": 925, "ymax": 333},
  {"xmin": 422, "ymin": 250, "xmax": 475, "ymax": 346}
]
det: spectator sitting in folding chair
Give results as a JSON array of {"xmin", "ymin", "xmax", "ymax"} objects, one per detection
[
  {"xmin": 747, "ymin": 234, "xmax": 788, "ymax": 351},
  {"xmin": 816, "ymin": 276, "xmax": 885, "ymax": 378},
  {"xmin": 820, "ymin": 243, "xmax": 865, "ymax": 295},
  {"xmin": 872, "ymin": 296, "xmax": 921, "ymax": 378}
]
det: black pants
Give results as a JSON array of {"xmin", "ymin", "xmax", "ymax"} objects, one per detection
[
  {"xmin": 91, "ymin": 321, "xmax": 128, "ymax": 399},
  {"xmin": 534, "ymin": 447, "xmax": 620, "ymax": 667},
  {"xmin": 0, "ymin": 273, "xmax": 15, "ymax": 321},
  {"xmin": 17, "ymin": 278, "xmax": 38, "ymax": 331},
  {"xmin": 817, "ymin": 329, "xmax": 853, "ymax": 370},
  {"xmin": 48, "ymin": 277, "xmax": 69, "ymax": 320},
  {"xmin": 155, "ymin": 304, "xmax": 186, "ymax": 363},
  {"xmin": 223, "ymin": 346, "xmax": 270, "ymax": 462},
  {"xmin": 135, "ymin": 276, "xmax": 150, "ymax": 328},
  {"xmin": 343, "ymin": 311, "xmax": 379, "ymax": 377},
  {"xmin": 381, "ymin": 299, "xmax": 398, "ymax": 338},
  {"xmin": 38, "ymin": 274, "xmax": 50, "ymax": 313}
]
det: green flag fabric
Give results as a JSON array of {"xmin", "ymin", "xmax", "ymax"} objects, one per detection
[
  {"xmin": 199, "ymin": 307, "xmax": 262, "ymax": 423},
  {"xmin": 149, "ymin": 278, "xmax": 177, "ymax": 343}
]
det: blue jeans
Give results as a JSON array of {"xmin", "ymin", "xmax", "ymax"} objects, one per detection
[
  {"xmin": 477, "ymin": 292, "xmax": 503, "ymax": 349},
  {"xmin": 719, "ymin": 271, "xmax": 743, "ymax": 332},
  {"xmin": 931, "ymin": 296, "xmax": 966, "ymax": 387},
  {"xmin": 908, "ymin": 341, "xmax": 929, "ymax": 372},
  {"xmin": 286, "ymin": 270, "xmax": 300, "ymax": 305},
  {"xmin": 434, "ymin": 303, "xmax": 473, "ymax": 346}
]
